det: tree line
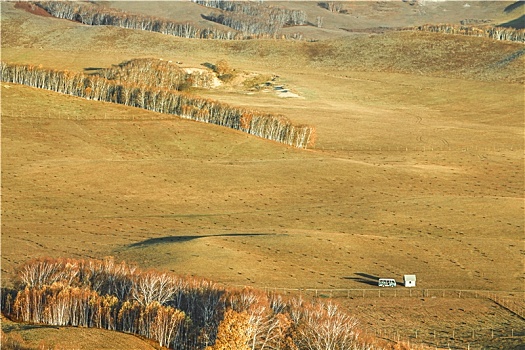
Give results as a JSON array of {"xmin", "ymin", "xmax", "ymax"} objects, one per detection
[
  {"xmin": 193, "ymin": 0, "xmax": 307, "ymax": 38},
  {"xmin": 33, "ymin": 1, "xmax": 246, "ymax": 40},
  {"xmin": 192, "ymin": 0, "xmax": 308, "ymax": 26},
  {"xmin": 1, "ymin": 257, "xmax": 412, "ymax": 350},
  {"xmin": 408, "ymin": 23, "xmax": 525, "ymax": 43},
  {"xmin": 32, "ymin": 1, "xmax": 305, "ymax": 41},
  {"xmin": 0, "ymin": 61, "xmax": 316, "ymax": 149}
]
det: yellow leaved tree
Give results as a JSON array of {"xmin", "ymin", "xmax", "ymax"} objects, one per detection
[{"xmin": 206, "ymin": 308, "xmax": 250, "ymax": 350}]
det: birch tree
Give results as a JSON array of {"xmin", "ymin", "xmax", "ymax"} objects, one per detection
[
  {"xmin": 131, "ymin": 271, "xmax": 177, "ymax": 306},
  {"xmin": 294, "ymin": 302, "xmax": 358, "ymax": 350},
  {"xmin": 151, "ymin": 305, "xmax": 186, "ymax": 348},
  {"xmin": 34, "ymin": 1, "xmax": 244, "ymax": 40}
]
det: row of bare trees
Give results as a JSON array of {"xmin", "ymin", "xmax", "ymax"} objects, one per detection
[
  {"xmin": 0, "ymin": 62, "xmax": 316, "ymax": 148},
  {"xmin": 204, "ymin": 12, "xmax": 282, "ymax": 37},
  {"xmin": 33, "ymin": 0, "xmax": 307, "ymax": 41},
  {"xmin": 409, "ymin": 24, "xmax": 525, "ymax": 43},
  {"xmin": 33, "ymin": 1, "xmax": 244, "ymax": 40},
  {"xmin": 193, "ymin": 0, "xmax": 307, "ymax": 26},
  {"xmin": 194, "ymin": 0, "xmax": 307, "ymax": 37},
  {"xmin": 2, "ymin": 257, "xmax": 402, "ymax": 349}
]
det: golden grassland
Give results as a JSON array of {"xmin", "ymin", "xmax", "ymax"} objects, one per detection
[
  {"xmin": 1, "ymin": 1, "xmax": 524, "ymax": 348},
  {"xmin": 1, "ymin": 315, "xmax": 160, "ymax": 350},
  {"xmin": 2, "ymin": 78, "xmax": 523, "ymax": 289}
]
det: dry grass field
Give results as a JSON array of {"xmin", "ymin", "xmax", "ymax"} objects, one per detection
[
  {"xmin": 1, "ymin": 315, "xmax": 160, "ymax": 349},
  {"xmin": 1, "ymin": 1, "xmax": 524, "ymax": 349}
]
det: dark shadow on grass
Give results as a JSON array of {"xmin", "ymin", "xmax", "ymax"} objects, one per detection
[
  {"xmin": 343, "ymin": 277, "xmax": 379, "ymax": 286},
  {"xmin": 129, "ymin": 233, "xmax": 275, "ymax": 248},
  {"xmin": 2, "ymin": 322, "xmax": 61, "ymax": 332},
  {"xmin": 504, "ymin": 1, "xmax": 524, "ymax": 14},
  {"xmin": 491, "ymin": 48, "xmax": 525, "ymax": 68},
  {"xmin": 355, "ymin": 272, "xmax": 380, "ymax": 280},
  {"xmin": 499, "ymin": 14, "xmax": 525, "ymax": 29},
  {"xmin": 201, "ymin": 62, "xmax": 215, "ymax": 70},
  {"xmin": 342, "ymin": 272, "xmax": 382, "ymax": 286},
  {"xmin": 83, "ymin": 67, "xmax": 104, "ymax": 72}
]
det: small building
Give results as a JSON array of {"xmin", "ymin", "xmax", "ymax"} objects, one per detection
[{"xmin": 403, "ymin": 275, "xmax": 416, "ymax": 287}]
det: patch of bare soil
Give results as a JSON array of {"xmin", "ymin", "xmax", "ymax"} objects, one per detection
[{"xmin": 14, "ymin": 1, "xmax": 51, "ymax": 17}]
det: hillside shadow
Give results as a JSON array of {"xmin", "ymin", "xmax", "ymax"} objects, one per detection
[
  {"xmin": 499, "ymin": 14, "xmax": 525, "ymax": 29},
  {"xmin": 504, "ymin": 1, "xmax": 524, "ymax": 14},
  {"xmin": 129, "ymin": 233, "xmax": 275, "ymax": 248}
]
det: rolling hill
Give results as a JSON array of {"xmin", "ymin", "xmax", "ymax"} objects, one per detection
[{"xmin": 1, "ymin": 1, "xmax": 524, "ymax": 349}]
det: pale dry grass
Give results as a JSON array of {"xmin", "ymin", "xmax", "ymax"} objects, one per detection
[{"xmin": 1, "ymin": 2, "xmax": 524, "ymax": 349}]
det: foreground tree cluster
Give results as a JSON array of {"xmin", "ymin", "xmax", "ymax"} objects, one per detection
[
  {"xmin": 410, "ymin": 23, "xmax": 525, "ymax": 43},
  {"xmin": 193, "ymin": 0, "xmax": 307, "ymax": 38},
  {"xmin": 0, "ymin": 61, "xmax": 316, "ymax": 149},
  {"xmin": 1, "ymin": 257, "xmax": 404, "ymax": 350}
]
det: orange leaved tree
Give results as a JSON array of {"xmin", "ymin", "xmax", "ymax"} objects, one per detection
[{"xmin": 207, "ymin": 308, "xmax": 250, "ymax": 350}]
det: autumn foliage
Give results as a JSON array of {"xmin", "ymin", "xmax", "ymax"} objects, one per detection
[
  {"xmin": 1, "ymin": 257, "xmax": 416, "ymax": 350},
  {"xmin": 0, "ymin": 61, "xmax": 316, "ymax": 149}
]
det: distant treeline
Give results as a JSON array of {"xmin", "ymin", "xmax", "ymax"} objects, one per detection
[
  {"xmin": 409, "ymin": 23, "xmax": 525, "ymax": 43},
  {"xmin": 32, "ymin": 1, "xmax": 305, "ymax": 40},
  {"xmin": 193, "ymin": 0, "xmax": 307, "ymax": 37},
  {"xmin": 1, "ymin": 257, "xmax": 396, "ymax": 350},
  {"xmin": 0, "ymin": 61, "xmax": 316, "ymax": 149},
  {"xmin": 33, "ymin": 1, "xmax": 241, "ymax": 39}
]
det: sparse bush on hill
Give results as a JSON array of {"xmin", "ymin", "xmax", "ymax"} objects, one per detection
[
  {"xmin": 408, "ymin": 23, "xmax": 525, "ymax": 43},
  {"xmin": 318, "ymin": 2, "xmax": 348, "ymax": 14},
  {"xmin": 94, "ymin": 58, "xmax": 217, "ymax": 90},
  {"xmin": 212, "ymin": 59, "xmax": 231, "ymax": 76},
  {"xmin": 211, "ymin": 59, "xmax": 236, "ymax": 82},
  {"xmin": 0, "ymin": 61, "xmax": 316, "ymax": 149},
  {"xmin": 1, "ymin": 257, "xmax": 409, "ymax": 350}
]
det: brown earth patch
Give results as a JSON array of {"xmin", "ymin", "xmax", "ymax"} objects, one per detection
[{"xmin": 14, "ymin": 1, "xmax": 52, "ymax": 17}]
